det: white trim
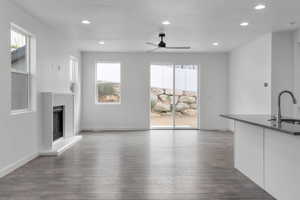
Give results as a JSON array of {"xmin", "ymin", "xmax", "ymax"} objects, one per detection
[
  {"xmin": 10, "ymin": 23, "xmax": 34, "ymax": 37},
  {"xmin": 151, "ymin": 127, "xmax": 200, "ymax": 130},
  {"xmin": 43, "ymin": 92, "xmax": 74, "ymax": 96},
  {"xmin": 81, "ymin": 128, "xmax": 229, "ymax": 132},
  {"xmin": 81, "ymin": 128, "xmax": 149, "ymax": 132},
  {"xmin": 11, "ymin": 69, "xmax": 29, "ymax": 75},
  {"xmin": 0, "ymin": 152, "xmax": 38, "ymax": 178},
  {"xmin": 10, "ymin": 108, "xmax": 34, "ymax": 115},
  {"xmin": 95, "ymin": 101, "xmax": 122, "ymax": 105},
  {"xmin": 10, "ymin": 23, "xmax": 33, "ymax": 113},
  {"xmin": 69, "ymin": 56, "xmax": 79, "ymax": 83}
]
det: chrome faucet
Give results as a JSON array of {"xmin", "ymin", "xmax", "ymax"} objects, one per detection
[{"xmin": 277, "ymin": 90, "xmax": 297, "ymax": 122}]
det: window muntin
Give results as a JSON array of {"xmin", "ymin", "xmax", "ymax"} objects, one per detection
[
  {"xmin": 96, "ymin": 62, "xmax": 121, "ymax": 104},
  {"xmin": 10, "ymin": 25, "xmax": 31, "ymax": 112}
]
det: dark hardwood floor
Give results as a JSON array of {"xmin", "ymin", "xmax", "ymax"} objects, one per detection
[{"xmin": 0, "ymin": 130, "xmax": 274, "ymax": 200}]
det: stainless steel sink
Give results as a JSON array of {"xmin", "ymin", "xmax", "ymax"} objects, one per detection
[
  {"xmin": 268, "ymin": 118, "xmax": 300, "ymax": 125},
  {"xmin": 281, "ymin": 118, "xmax": 300, "ymax": 125}
]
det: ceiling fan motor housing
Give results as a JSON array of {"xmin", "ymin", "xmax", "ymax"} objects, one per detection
[
  {"xmin": 158, "ymin": 33, "xmax": 166, "ymax": 47},
  {"xmin": 159, "ymin": 33, "xmax": 166, "ymax": 38},
  {"xmin": 159, "ymin": 41, "xmax": 166, "ymax": 48}
]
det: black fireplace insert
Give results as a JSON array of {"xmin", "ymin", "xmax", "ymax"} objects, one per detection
[{"xmin": 53, "ymin": 106, "xmax": 64, "ymax": 141}]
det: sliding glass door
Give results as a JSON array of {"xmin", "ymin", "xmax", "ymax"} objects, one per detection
[
  {"xmin": 150, "ymin": 64, "xmax": 198, "ymax": 129},
  {"xmin": 150, "ymin": 64, "xmax": 174, "ymax": 128},
  {"xmin": 174, "ymin": 65, "xmax": 198, "ymax": 128}
]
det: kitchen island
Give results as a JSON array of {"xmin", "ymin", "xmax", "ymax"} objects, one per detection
[{"xmin": 221, "ymin": 114, "xmax": 300, "ymax": 200}]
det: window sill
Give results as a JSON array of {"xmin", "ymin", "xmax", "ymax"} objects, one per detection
[
  {"xmin": 10, "ymin": 109, "xmax": 35, "ymax": 115},
  {"xmin": 95, "ymin": 102, "xmax": 121, "ymax": 105},
  {"xmin": 11, "ymin": 69, "xmax": 29, "ymax": 75}
]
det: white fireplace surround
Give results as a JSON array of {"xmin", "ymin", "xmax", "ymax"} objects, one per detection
[{"xmin": 40, "ymin": 92, "xmax": 82, "ymax": 156}]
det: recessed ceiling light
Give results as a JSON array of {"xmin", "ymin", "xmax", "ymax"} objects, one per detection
[
  {"xmin": 240, "ymin": 22, "xmax": 249, "ymax": 27},
  {"xmin": 212, "ymin": 42, "xmax": 219, "ymax": 46},
  {"xmin": 254, "ymin": 4, "xmax": 266, "ymax": 10},
  {"xmin": 162, "ymin": 20, "xmax": 171, "ymax": 25},
  {"xmin": 98, "ymin": 41, "xmax": 105, "ymax": 45},
  {"xmin": 81, "ymin": 20, "xmax": 91, "ymax": 24}
]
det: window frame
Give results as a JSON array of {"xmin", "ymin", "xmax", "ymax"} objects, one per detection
[
  {"xmin": 10, "ymin": 23, "xmax": 33, "ymax": 114},
  {"xmin": 95, "ymin": 61, "xmax": 122, "ymax": 105}
]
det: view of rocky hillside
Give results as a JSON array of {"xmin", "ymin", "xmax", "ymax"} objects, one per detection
[
  {"xmin": 97, "ymin": 82, "xmax": 120, "ymax": 103},
  {"xmin": 151, "ymin": 87, "xmax": 197, "ymax": 127}
]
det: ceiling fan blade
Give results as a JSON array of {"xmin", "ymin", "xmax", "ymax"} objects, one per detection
[
  {"xmin": 165, "ymin": 46, "xmax": 191, "ymax": 49},
  {"xmin": 146, "ymin": 42, "xmax": 158, "ymax": 47}
]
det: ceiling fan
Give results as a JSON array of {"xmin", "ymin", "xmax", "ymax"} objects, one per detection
[{"xmin": 146, "ymin": 33, "xmax": 191, "ymax": 51}]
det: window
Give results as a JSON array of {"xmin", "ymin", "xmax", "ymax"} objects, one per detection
[
  {"xmin": 96, "ymin": 62, "xmax": 121, "ymax": 104},
  {"xmin": 10, "ymin": 24, "xmax": 32, "ymax": 112}
]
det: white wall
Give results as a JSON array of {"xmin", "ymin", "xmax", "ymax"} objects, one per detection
[
  {"xmin": 293, "ymin": 30, "xmax": 300, "ymax": 117},
  {"xmin": 229, "ymin": 34, "xmax": 272, "ymax": 115},
  {"xmin": 81, "ymin": 52, "xmax": 229, "ymax": 131},
  {"xmin": 0, "ymin": 0, "xmax": 81, "ymax": 176},
  {"xmin": 229, "ymin": 31, "xmax": 297, "ymax": 118},
  {"xmin": 271, "ymin": 31, "xmax": 295, "ymax": 116}
]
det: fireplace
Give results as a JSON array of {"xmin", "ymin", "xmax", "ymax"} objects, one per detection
[{"xmin": 53, "ymin": 106, "xmax": 64, "ymax": 141}]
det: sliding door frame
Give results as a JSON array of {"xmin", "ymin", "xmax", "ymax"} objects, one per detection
[{"xmin": 150, "ymin": 63, "xmax": 200, "ymax": 130}]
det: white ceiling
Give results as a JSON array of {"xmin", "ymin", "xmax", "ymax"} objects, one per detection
[{"xmin": 12, "ymin": 0, "xmax": 300, "ymax": 52}]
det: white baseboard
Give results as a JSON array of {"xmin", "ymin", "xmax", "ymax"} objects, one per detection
[
  {"xmin": 0, "ymin": 152, "xmax": 39, "ymax": 178},
  {"xmin": 200, "ymin": 128, "xmax": 232, "ymax": 132},
  {"xmin": 81, "ymin": 128, "xmax": 149, "ymax": 133},
  {"xmin": 81, "ymin": 128, "xmax": 231, "ymax": 133}
]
